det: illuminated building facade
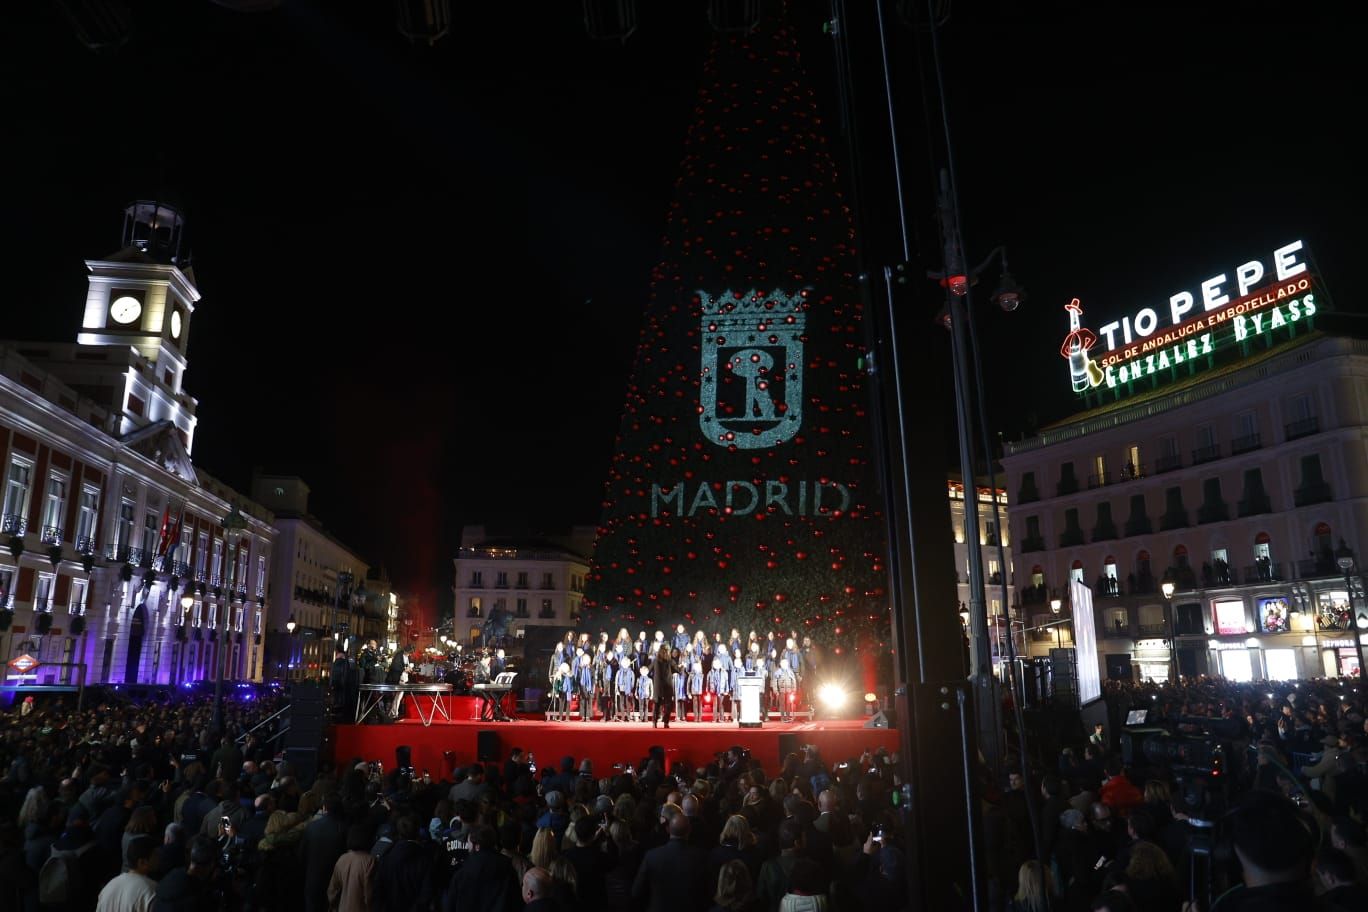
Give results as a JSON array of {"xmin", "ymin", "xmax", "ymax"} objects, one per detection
[
  {"xmin": 1003, "ymin": 249, "xmax": 1367, "ymax": 682},
  {"xmin": 251, "ymin": 473, "xmax": 370, "ymax": 680},
  {"xmin": 452, "ymin": 526, "xmax": 593, "ymax": 644},
  {"xmin": 0, "ymin": 202, "xmax": 275, "ymax": 687},
  {"xmin": 948, "ymin": 478, "xmax": 1024, "ymax": 667}
]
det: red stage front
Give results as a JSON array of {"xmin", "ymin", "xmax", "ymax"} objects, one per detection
[{"xmin": 332, "ymin": 716, "xmax": 894, "ymax": 779}]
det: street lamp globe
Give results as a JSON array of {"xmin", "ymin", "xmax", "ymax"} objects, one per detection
[
  {"xmin": 286, "ymin": 614, "xmax": 297, "ymax": 634},
  {"xmin": 1161, "ymin": 579, "xmax": 1176, "ymax": 599},
  {"xmin": 1050, "ymin": 598, "xmax": 1062, "ymax": 616},
  {"xmin": 179, "ymin": 593, "xmax": 195, "ymax": 612},
  {"xmin": 1335, "ymin": 540, "xmax": 1355, "ymax": 573}
]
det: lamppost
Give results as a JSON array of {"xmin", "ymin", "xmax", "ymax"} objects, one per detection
[
  {"xmin": 1161, "ymin": 570, "xmax": 1178, "ymax": 683},
  {"xmin": 285, "ymin": 613, "xmax": 298, "ymax": 681},
  {"xmin": 331, "ymin": 570, "xmax": 353, "ymax": 662},
  {"xmin": 1049, "ymin": 597, "xmax": 1064, "ymax": 650},
  {"xmin": 178, "ymin": 593, "xmax": 194, "ymax": 684},
  {"xmin": 213, "ymin": 504, "xmax": 247, "ymax": 733},
  {"xmin": 931, "ymin": 172, "xmax": 1024, "ymax": 780},
  {"xmin": 1333, "ymin": 541, "xmax": 1368, "ymax": 679}
]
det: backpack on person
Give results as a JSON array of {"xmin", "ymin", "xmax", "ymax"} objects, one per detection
[{"xmin": 38, "ymin": 840, "xmax": 95, "ymax": 905}]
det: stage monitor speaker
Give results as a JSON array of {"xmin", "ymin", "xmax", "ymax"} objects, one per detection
[
  {"xmin": 864, "ymin": 710, "xmax": 891, "ymax": 729},
  {"xmin": 477, "ymin": 730, "xmax": 499, "ymax": 762}
]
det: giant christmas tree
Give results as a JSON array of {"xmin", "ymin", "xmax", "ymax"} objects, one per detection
[{"xmin": 584, "ymin": 14, "xmax": 888, "ymax": 647}]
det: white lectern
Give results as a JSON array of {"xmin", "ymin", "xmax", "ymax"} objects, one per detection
[{"xmin": 737, "ymin": 672, "xmax": 764, "ymax": 727}]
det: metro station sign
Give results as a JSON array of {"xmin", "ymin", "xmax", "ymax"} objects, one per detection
[
  {"xmin": 1061, "ymin": 240, "xmax": 1320, "ymax": 399},
  {"xmin": 7, "ymin": 654, "xmax": 40, "ymax": 675}
]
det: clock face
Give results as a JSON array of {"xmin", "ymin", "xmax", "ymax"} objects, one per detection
[
  {"xmin": 170, "ymin": 310, "xmax": 182, "ymax": 339},
  {"xmin": 110, "ymin": 295, "xmax": 142, "ymax": 325}
]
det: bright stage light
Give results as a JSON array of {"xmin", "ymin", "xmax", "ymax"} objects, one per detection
[{"xmin": 818, "ymin": 683, "xmax": 848, "ymax": 709}]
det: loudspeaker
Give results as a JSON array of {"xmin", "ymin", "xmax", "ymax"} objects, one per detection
[
  {"xmin": 287, "ymin": 684, "xmax": 327, "ymax": 750},
  {"xmin": 778, "ymin": 732, "xmax": 802, "ymax": 760},
  {"xmin": 396, "ymin": 745, "xmax": 412, "ymax": 772},
  {"xmin": 477, "ymin": 730, "xmax": 499, "ymax": 762},
  {"xmin": 864, "ymin": 710, "xmax": 890, "ymax": 729}
]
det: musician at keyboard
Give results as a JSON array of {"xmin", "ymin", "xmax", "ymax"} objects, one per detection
[{"xmin": 473, "ymin": 671, "xmax": 517, "ymax": 721}]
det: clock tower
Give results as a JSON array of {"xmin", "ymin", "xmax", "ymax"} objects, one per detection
[{"xmin": 73, "ymin": 200, "xmax": 201, "ymax": 447}]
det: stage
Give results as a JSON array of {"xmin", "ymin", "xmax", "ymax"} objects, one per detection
[{"xmin": 332, "ymin": 714, "xmax": 896, "ymax": 780}]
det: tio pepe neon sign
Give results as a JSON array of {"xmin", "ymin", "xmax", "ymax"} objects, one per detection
[{"xmin": 1061, "ymin": 240, "xmax": 1317, "ymax": 395}]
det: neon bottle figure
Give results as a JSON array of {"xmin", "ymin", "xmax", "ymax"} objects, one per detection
[{"xmin": 1060, "ymin": 298, "xmax": 1098, "ymax": 393}]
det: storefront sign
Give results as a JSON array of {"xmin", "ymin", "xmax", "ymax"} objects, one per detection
[{"xmin": 1061, "ymin": 241, "xmax": 1319, "ymax": 397}]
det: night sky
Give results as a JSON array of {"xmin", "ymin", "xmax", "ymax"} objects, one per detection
[{"xmin": 4, "ymin": 2, "xmax": 1358, "ymax": 624}]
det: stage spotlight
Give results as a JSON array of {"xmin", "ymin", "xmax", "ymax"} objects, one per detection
[{"xmin": 818, "ymin": 683, "xmax": 848, "ymax": 710}]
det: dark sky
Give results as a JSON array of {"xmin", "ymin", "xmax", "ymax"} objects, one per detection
[{"xmin": 4, "ymin": 1, "xmax": 1358, "ymax": 622}]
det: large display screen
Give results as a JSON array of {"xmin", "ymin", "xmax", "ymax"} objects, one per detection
[
  {"xmin": 1214, "ymin": 599, "xmax": 1248, "ymax": 636},
  {"xmin": 1070, "ymin": 580, "xmax": 1101, "ymax": 705}
]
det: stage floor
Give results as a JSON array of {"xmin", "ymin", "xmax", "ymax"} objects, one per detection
[{"xmin": 332, "ymin": 715, "xmax": 896, "ymax": 780}]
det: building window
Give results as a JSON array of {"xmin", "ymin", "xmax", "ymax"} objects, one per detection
[
  {"xmin": 195, "ymin": 532, "xmax": 208, "ymax": 578},
  {"xmin": 468, "ymin": 597, "xmax": 482, "ymax": 618},
  {"xmin": 1058, "ymin": 462, "xmax": 1079, "ymax": 496},
  {"xmin": 2, "ymin": 459, "xmax": 33, "ymax": 527},
  {"xmin": 1124, "ymin": 445, "xmax": 1141, "ymax": 478},
  {"xmin": 516, "ymin": 597, "xmax": 527, "ymax": 617},
  {"xmin": 1253, "ymin": 532, "xmax": 1274, "ymax": 581},
  {"xmin": 1103, "ymin": 556, "xmax": 1118, "ymax": 592},
  {"xmin": 540, "ymin": 598, "xmax": 554, "ymax": 619},
  {"xmin": 516, "ymin": 571, "xmax": 528, "ymax": 589},
  {"xmin": 1156, "ymin": 436, "xmax": 1180, "ymax": 473},
  {"xmin": 470, "ymin": 571, "xmax": 483, "ymax": 587},
  {"xmin": 1070, "ymin": 560, "xmax": 1084, "ymax": 583},
  {"xmin": 1017, "ymin": 471, "xmax": 1040, "ymax": 504},
  {"xmin": 495, "ymin": 571, "xmax": 508, "ymax": 588},
  {"xmin": 41, "ymin": 476, "xmax": 67, "ymax": 541},
  {"xmin": 542, "ymin": 572, "xmax": 555, "ymax": 589},
  {"xmin": 116, "ymin": 501, "xmax": 136, "ymax": 551},
  {"xmin": 1092, "ymin": 454, "xmax": 1107, "ymax": 487},
  {"xmin": 257, "ymin": 557, "xmax": 267, "ymax": 596},
  {"xmin": 1294, "ymin": 454, "xmax": 1331, "ymax": 506},
  {"xmin": 35, "ymin": 574, "xmax": 54, "ymax": 612},
  {"xmin": 70, "ymin": 579, "xmax": 87, "ymax": 615},
  {"xmin": 142, "ymin": 511, "xmax": 159, "ymax": 555},
  {"xmin": 212, "ymin": 539, "xmax": 223, "ymax": 582},
  {"xmin": 75, "ymin": 487, "xmax": 99, "ymax": 548}
]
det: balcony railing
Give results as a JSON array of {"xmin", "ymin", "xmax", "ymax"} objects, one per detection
[
  {"xmin": 1285, "ymin": 416, "xmax": 1320, "ymax": 440},
  {"xmin": 1057, "ymin": 478, "xmax": 1080, "ymax": 497},
  {"xmin": 1137, "ymin": 623, "xmax": 1168, "ymax": 636},
  {"xmin": 76, "ymin": 536, "xmax": 96, "ymax": 555},
  {"xmin": 105, "ymin": 544, "xmax": 130, "ymax": 562},
  {"xmin": 1, "ymin": 514, "xmax": 27, "ymax": 536},
  {"xmin": 1094, "ymin": 578, "xmax": 1122, "ymax": 598},
  {"xmin": 1124, "ymin": 516, "xmax": 1153, "ymax": 537},
  {"xmin": 1295, "ymin": 557, "xmax": 1338, "ymax": 578},
  {"xmin": 1294, "ymin": 482, "xmax": 1332, "ymax": 507},
  {"xmin": 467, "ymin": 607, "xmax": 483, "ymax": 618},
  {"xmin": 1020, "ymin": 535, "xmax": 1045, "ymax": 553},
  {"xmin": 1017, "ymin": 482, "xmax": 1041, "ymax": 504},
  {"xmin": 1154, "ymin": 453, "xmax": 1183, "ymax": 474},
  {"xmin": 1238, "ymin": 494, "xmax": 1272, "ymax": 517},
  {"xmin": 495, "ymin": 581, "xmax": 509, "ymax": 589},
  {"xmin": 1020, "ymin": 585, "xmax": 1050, "ymax": 606},
  {"xmin": 1243, "ymin": 561, "xmax": 1283, "ymax": 583},
  {"xmin": 469, "ymin": 579, "xmax": 484, "ymax": 588},
  {"xmin": 1087, "ymin": 472, "xmax": 1112, "ymax": 490},
  {"xmin": 1197, "ymin": 502, "xmax": 1230, "ymax": 524},
  {"xmin": 1159, "ymin": 510, "xmax": 1189, "ymax": 531},
  {"xmin": 1192, "ymin": 444, "xmax": 1221, "ymax": 465},
  {"xmin": 514, "ymin": 608, "xmax": 530, "ymax": 618},
  {"xmin": 1092, "ymin": 521, "xmax": 1118, "ymax": 542},
  {"xmin": 538, "ymin": 610, "xmax": 556, "ymax": 619},
  {"xmin": 171, "ymin": 560, "xmax": 192, "ymax": 578},
  {"xmin": 40, "ymin": 525, "xmax": 63, "ymax": 545},
  {"xmin": 128, "ymin": 547, "xmax": 148, "ymax": 567},
  {"xmin": 1059, "ymin": 528, "xmax": 1085, "ymax": 547},
  {"xmin": 1230, "ymin": 432, "xmax": 1262, "ymax": 455}
]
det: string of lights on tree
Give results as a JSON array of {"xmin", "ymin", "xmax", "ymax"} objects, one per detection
[{"xmin": 583, "ymin": 13, "xmax": 890, "ymax": 653}]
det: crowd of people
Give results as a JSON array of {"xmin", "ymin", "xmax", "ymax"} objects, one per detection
[
  {"xmin": 0, "ymin": 685, "xmax": 905, "ymax": 912},
  {"xmin": 985, "ymin": 676, "xmax": 1368, "ymax": 912}
]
